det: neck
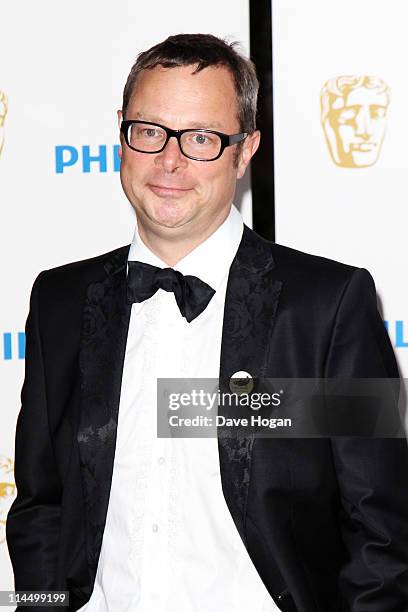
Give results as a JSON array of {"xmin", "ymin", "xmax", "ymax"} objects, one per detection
[{"xmin": 136, "ymin": 207, "xmax": 232, "ymax": 267}]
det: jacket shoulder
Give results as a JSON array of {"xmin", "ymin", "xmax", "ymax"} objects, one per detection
[
  {"xmin": 37, "ymin": 244, "xmax": 129, "ymax": 286},
  {"xmin": 272, "ymin": 241, "xmax": 356, "ymax": 273},
  {"xmin": 270, "ymin": 240, "xmax": 360, "ymax": 286},
  {"xmin": 266, "ymin": 239, "xmax": 379, "ymax": 316},
  {"xmin": 33, "ymin": 244, "xmax": 130, "ymax": 310},
  {"xmin": 244, "ymin": 225, "xmax": 358, "ymax": 280}
]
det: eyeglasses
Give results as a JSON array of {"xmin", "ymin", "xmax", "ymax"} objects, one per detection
[{"xmin": 120, "ymin": 119, "xmax": 248, "ymax": 161}]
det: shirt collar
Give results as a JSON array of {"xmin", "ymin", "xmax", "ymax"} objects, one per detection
[{"xmin": 127, "ymin": 204, "xmax": 243, "ymax": 292}]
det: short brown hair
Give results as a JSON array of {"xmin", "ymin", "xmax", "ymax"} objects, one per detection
[{"xmin": 122, "ymin": 33, "xmax": 259, "ymax": 134}]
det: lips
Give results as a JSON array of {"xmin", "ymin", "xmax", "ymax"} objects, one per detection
[
  {"xmin": 351, "ymin": 142, "xmax": 376, "ymax": 152},
  {"xmin": 148, "ymin": 184, "xmax": 193, "ymax": 197}
]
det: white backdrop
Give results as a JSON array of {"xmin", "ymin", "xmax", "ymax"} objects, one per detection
[
  {"xmin": 272, "ymin": 0, "xmax": 408, "ymax": 376},
  {"xmin": 0, "ymin": 1, "xmax": 250, "ymax": 599}
]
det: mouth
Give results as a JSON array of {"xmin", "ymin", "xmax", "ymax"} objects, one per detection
[
  {"xmin": 351, "ymin": 142, "xmax": 376, "ymax": 152},
  {"xmin": 148, "ymin": 184, "xmax": 193, "ymax": 198}
]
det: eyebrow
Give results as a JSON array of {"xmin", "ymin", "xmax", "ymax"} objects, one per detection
[{"xmin": 131, "ymin": 112, "xmax": 225, "ymax": 131}]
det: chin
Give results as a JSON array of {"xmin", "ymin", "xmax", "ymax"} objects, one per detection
[{"xmin": 146, "ymin": 201, "xmax": 196, "ymax": 229}]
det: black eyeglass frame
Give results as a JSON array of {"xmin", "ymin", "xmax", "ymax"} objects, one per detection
[{"xmin": 120, "ymin": 119, "xmax": 248, "ymax": 161}]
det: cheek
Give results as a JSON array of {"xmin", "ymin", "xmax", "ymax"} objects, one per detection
[
  {"xmin": 372, "ymin": 120, "xmax": 386, "ymax": 139},
  {"xmin": 121, "ymin": 153, "xmax": 149, "ymax": 187},
  {"xmin": 338, "ymin": 126, "xmax": 354, "ymax": 144},
  {"xmin": 202, "ymin": 157, "xmax": 235, "ymax": 190},
  {"xmin": 200, "ymin": 172, "xmax": 229, "ymax": 201}
]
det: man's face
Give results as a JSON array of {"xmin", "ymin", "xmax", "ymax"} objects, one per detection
[
  {"xmin": 118, "ymin": 65, "xmax": 259, "ymax": 239},
  {"xmin": 325, "ymin": 87, "xmax": 388, "ymax": 168}
]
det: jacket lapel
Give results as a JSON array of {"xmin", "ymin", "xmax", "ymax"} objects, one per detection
[
  {"xmin": 77, "ymin": 246, "xmax": 131, "ymax": 583},
  {"xmin": 218, "ymin": 225, "xmax": 282, "ymax": 543}
]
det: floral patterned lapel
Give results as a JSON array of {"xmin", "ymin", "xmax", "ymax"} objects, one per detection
[
  {"xmin": 218, "ymin": 225, "xmax": 283, "ymax": 544},
  {"xmin": 77, "ymin": 245, "xmax": 131, "ymax": 582}
]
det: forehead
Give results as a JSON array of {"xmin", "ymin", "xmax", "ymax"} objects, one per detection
[
  {"xmin": 333, "ymin": 87, "xmax": 388, "ymax": 109},
  {"xmin": 126, "ymin": 64, "xmax": 239, "ymax": 130}
]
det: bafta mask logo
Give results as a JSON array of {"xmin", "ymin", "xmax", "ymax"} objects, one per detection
[
  {"xmin": 0, "ymin": 91, "xmax": 8, "ymax": 158},
  {"xmin": 0, "ymin": 456, "xmax": 16, "ymax": 544},
  {"xmin": 321, "ymin": 76, "xmax": 390, "ymax": 168}
]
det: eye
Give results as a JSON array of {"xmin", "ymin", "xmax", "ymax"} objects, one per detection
[
  {"xmin": 131, "ymin": 124, "xmax": 164, "ymax": 140},
  {"xmin": 138, "ymin": 127, "xmax": 159, "ymax": 138},
  {"xmin": 186, "ymin": 132, "xmax": 219, "ymax": 146},
  {"xmin": 338, "ymin": 107, "xmax": 358, "ymax": 124},
  {"xmin": 193, "ymin": 133, "xmax": 210, "ymax": 145},
  {"xmin": 370, "ymin": 105, "xmax": 386, "ymax": 119}
]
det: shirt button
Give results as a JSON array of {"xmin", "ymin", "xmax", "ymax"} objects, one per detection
[
  {"xmin": 158, "ymin": 456, "xmax": 165, "ymax": 465},
  {"xmin": 152, "ymin": 523, "xmax": 159, "ymax": 533}
]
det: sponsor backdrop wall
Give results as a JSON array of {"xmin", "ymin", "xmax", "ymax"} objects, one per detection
[
  {"xmin": 0, "ymin": 1, "xmax": 250, "ymax": 599},
  {"xmin": 272, "ymin": 0, "xmax": 408, "ymax": 377}
]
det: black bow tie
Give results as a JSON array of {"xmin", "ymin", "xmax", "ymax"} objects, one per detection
[{"xmin": 126, "ymin": 260, "xmax": 216, "ymax": 323}]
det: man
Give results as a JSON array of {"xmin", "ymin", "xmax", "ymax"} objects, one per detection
[{"xmin": 6, "ymin": 34, "xmax": 408, "ymax": 611}]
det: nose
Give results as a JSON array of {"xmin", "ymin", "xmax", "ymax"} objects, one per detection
[
  {"xmin": 355, "ymin": 107, "xmax": 373, "ymax": 140},
  {"xmin": 154, "ymin": 135, "xmax": 188, "ymax": 172}
]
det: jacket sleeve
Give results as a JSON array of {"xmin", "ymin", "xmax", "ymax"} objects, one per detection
[
  {"xmin": 325, "ymin": 268, "xmax": 408, "ymax": 609},
  {"xmin": 6, "ymin": 272, "xmax": 62, "ymax": 590}
]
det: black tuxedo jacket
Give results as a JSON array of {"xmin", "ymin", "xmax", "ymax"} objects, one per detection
[{"xmin": 7, "ymin": 225, "xmax": 408, "ymax": 611}]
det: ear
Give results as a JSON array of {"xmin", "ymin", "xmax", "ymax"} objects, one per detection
[
  {"xmin": 236, "ymin": 130, "xmax": 261, "ymax": 179},
  {"xmin": 117, "ymin": 110, "xmax": 123, "ymax": 159}
]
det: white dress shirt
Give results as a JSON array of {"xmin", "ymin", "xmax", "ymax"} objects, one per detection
[{"xmin": 78, "ymin": 204, "xmax": 279, "ymax": 612}]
